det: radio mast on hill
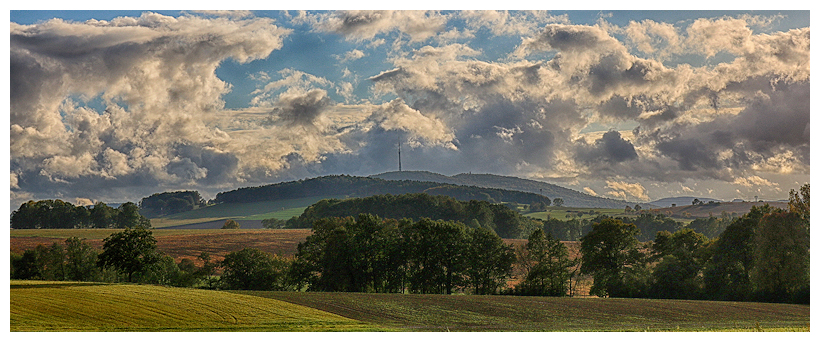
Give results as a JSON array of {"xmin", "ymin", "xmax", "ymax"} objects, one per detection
[{"xmin": 398, "ymin": 137, "xmax": 402, "ymax": 172}]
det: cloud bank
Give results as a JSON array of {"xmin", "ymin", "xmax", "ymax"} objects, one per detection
[{"xmin": 9, "ymin": 11, "xmax": 809, "ymax": 207}]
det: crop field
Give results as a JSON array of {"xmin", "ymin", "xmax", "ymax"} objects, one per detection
[
  {"xmin": 237, "ymin": 291, "xmax": 810, "ymax": 332},
  {"xmin": 524, "ymin": 207, "xmax": 629, "ymax": 221},
  {"xmin": 150, "ymin": 196, "xmax": 335, "ymax": 227},
  {"xmin": 10, "ymin": 280, "xmax": 383, "ymax": 331},
  {"xmin": 10, "ymin": 229, "xmax": 313, "ymax": 264},
  {"xmin": 11, "ymin": 280, "xmax": 809, "ymax": 332}
]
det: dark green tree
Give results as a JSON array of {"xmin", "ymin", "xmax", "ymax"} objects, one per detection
[
  {"xmin": 465, "ymin": 226, "xmax": 515, "ymax": 295},
  {"xmin": 648, "ymin": 229, "xmax": 710, "ymax": 299},
  {"xmin": 403, "ymin": 219, "xmax": 470, "ymax": 294},
  {"xmin": 64, "ymin": 237, "xmax": 100, "ymax": 281},
  {"xmin": 97, "ymin": 227, "xmax": 161, "ymax": 282},
  {"xmin": 90, "ymin": 202, "xmax": 117, "ymax": 228},
  {"xmin": 220, "ymin": 248, "xmax": 290, "ymax": 290},
  {"xmin": 751, "ymin": 211, "xmax": 809, "ymax": 301},
  {"xmin": 580, "ymin": 218, "xmax": 646, "ymax": 298},
  {"xmin": 116, "ymin": 202, "xmax": 151, "ymax": 228},
  {"xmin": 516, "ymin": 229, "xmax": 575, "ymax": 296},
  {"xmin": 702, "ymin": 204, "xmax": 774, "ymax": 301}
]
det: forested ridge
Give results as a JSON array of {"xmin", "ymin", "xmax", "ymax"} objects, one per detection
[{"xmin": 214, "ymin": 175, "xmax": 550, "ymax": 206}]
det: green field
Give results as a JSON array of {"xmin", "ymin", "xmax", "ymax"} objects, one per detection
[
  {"xmin": 245, "ymin": 291, "xmax": 810, "ymax": 332},
  {"xmin": 524, "ymin": 207, "xmax": 628, "ymax": 221},
  {"xmin": 149, "ymin": 196, "xmax": 336, "ymax": 227},
  {"xmin": 10, "ymin": 281, "xmax": 810, "ymax": 331},
  {"xmin": 10, "ymin": 280, "xmax": 383, "ymax": 331}
]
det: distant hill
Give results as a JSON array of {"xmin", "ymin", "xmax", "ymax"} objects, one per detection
[
  {"xmin": 214, "ymin": 175, "xmax": 551, "ymax": 207},
  {"xmin": 649, "ymin": 197, "xmax": 721, "ymax": 208},
  {"xmin": 372, "ymin": 171, "xmax": 638, "ymax": 209},
  {"xmin": 649, "ymin": 201, "xmax": 789, "ymax": 218}
]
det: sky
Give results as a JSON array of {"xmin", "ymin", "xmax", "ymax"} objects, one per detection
[{"xmin": 7, "ymin": 8, "xmax": 811, "ymax": 211}]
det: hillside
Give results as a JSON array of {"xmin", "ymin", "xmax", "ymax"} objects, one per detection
[
  {"xmin": 10, "ymin": 280, "xmax": 380, "ymax": 331},
  {"xmin": 649, "ymin": 196, "xmax": 721, "ymax": 208},
  {"xmin": 11, "ymin": 280, "xmax": 809, "ymax": 331},
  {"xmin": 214, "ymin": 175, "xmax": 550, "ymax": 206},
  {"xmin": 649, "ymin": 201, "xmax": 789, "ymax": 218},
  {"xmin": 372, "ymin": 171, "xmax": 638, "ymax": 208}
]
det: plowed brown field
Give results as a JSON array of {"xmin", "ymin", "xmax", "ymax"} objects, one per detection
[{"xmin": 10, "ymin": 229, "xmax": 312, "ymax": 264}]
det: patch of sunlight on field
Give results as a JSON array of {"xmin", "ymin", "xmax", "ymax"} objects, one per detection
[{"xmin": 10, "ymin": 280, "xmax": 385, "ymax": 332}]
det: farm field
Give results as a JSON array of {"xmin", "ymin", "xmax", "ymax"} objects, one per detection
[
  {"xmin": 10, "ymin": 280, "xmax": 383, "ymax": 331},
  {"xmin": 525, "ymin": 207, "xmax": 629, "ymax": 221},
  {"xmin": 11, "ymin": 280, "xmax": 809, "ymax": 332},
  {"xmin": 240, "ymin": 291, "xmax": 811, "ymax": 332},
  {"xmin": 10, "ymin": 229, "xmax": 313, "ymax": 264},
  {"xmin": 150, "ymin": 196, "xmax": 336, "ymax": 228}
]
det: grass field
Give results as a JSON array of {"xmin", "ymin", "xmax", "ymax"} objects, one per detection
[
  {"xmin": 10, "ymin": 280, "xmax": 810, "ymax": 332},
  {"xmin": 241, "ymin": 291, "xmax": 811, "ymax": 332},
  {"xmin": 10, "ymin": 280, "xmax": 384, "ymax": 331},
  {"xmin": 149, "ymin": 196, "xmax": 335, "ymax": 227},
  {"xmin": 524, "ymin": 207, "xmax": 628, "ymax": 221}
]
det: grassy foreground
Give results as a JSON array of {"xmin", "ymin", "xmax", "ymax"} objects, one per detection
[
  {"xmin": 242, "ymin": 291, "xmax": 810, "ymax": 332},
  {"xmin": 10, "ymin": 280, "xmax": 810, "ymax": 332},
  {"xmin": 10, "ymin": 280, "xmax": 384, "ymax": 332}
]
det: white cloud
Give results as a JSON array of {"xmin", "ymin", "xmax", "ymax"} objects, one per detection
[
  {"xmin": 583, "ymin": 187, "xmax": 598, "ymax": 196},
  {"xmin": 605, "ymin": 180, "xmax": 650, "ymax": 201},
  {"xmin": 733, "ymin": 175, "xmax": 779, "ymax": 187}
]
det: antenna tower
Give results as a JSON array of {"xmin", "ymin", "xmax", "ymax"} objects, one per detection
[{"xmin": 398, "ymin": 137, "xmax": 402, "ymax": 172}]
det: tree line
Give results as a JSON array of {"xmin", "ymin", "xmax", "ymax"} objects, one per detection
[
  {"xmin": 284, "ymin": 193, "xmax": 542, "ymax": 238},
  {"xmin": 10, "ymin": 184, "xmax": 809, "ymax": 304},
  {"xmin": 11, "ymin": 200, "xmax": 151, "ymax": 229},
  {"xmin": 542, "ymin": 212, "xmax": 735, "ymax": 242}
]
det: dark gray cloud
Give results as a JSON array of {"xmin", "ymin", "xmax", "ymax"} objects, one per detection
[{"xmin": 576, "ymin": 130, "xmax": 638, "ymax": 165}]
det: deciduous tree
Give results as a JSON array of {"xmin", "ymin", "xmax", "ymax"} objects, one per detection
[
  {"xmin": 97, "ymin": 227, "xmax": 160, "ymax": 282},
  {"xmin": 580, "ymin": 218, "xmax": 646, "ymax": 297}
]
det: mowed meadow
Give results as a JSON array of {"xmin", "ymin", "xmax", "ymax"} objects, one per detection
[
  {"xmin": 11, "ymin": 280, "xmax": 810, "ymax": 331},
  {"xmin": 10, "ymin": 280, "xmax": 382, "ymax": 331}
]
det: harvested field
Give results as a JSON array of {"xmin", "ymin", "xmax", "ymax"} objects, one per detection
[{"xmin": 10, "ymin": 229, "xmax": 312, "ymax": 264}]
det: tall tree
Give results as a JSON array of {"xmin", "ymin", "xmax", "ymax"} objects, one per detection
[
  {"xmin": 648, "ymin": 229, "xmax": 710, "ymax": 299},
  {"xmin": 97, "ymin": 227, "xmax": 160, "ymax": 282},
  {"xmin": 751, "ymin": 211, "xmax": 809, "ymax": 300},
  {"xmin": 580, "ymin": 218, "xmax": 646, "ymax": 298},
  {"xmin": 702, "ymin": 204, "xmax": 774, "ymax": 301},
  {"xmin": 465, "ymin": 226, "xmax": 515, "ymax": 295},
  {"xmin": 403, "ymin": 219, "xmax": 469, "ymax": 294},
  {"xmin": 516, "ymin": 229, "xmax": 575, "ymax": 296}
]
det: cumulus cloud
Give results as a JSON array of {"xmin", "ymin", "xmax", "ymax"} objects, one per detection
[
  {"xmin": 312, "ymin": 10, "xmax": 448, "ymax": 42},
  {"xmin": 9, "ymin": 11, "xmax": 809, "ymax": 207},
  {"xmin": 10, "ymin": 12, "xmax": 291, "ymax": 201},
  {"xmin": 583, "ymin": 187, "xmax": 598, "ymax": 196},
  {"xmin": 605, "ymin": 180, "xmax": 650, "ymax": 202},
  {"xmin": 733, "ymin": 175, "xmax": 778, "ymax": 187}
]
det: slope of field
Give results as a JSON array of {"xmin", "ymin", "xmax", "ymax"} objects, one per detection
[
  {"xmin": 10, "ymin": 280, "xmax": 384, "ymax": 331},
  {"xmin": 242, "ymin": 291, "xmax": 810, "ymax": 332},
  {"xmin": 649, "ymin": 201, "xmax": 789, "ymax": 218},
  {"xmin": 150, "ymin": 196, "xmax": 333, "ymax": 228}
]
